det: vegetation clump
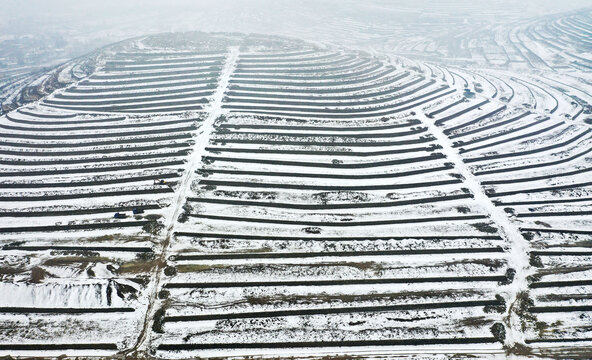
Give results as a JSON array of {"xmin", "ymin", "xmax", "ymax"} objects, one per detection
[
  {"xmin": 490, "ymin": 322, "xmax": 506, "ymax": 342},
  {"xmin": 30, "ymin": 266, "xmax": 47, "ymax": 283},
  {"xmin": 152, "ymin": 307, "xmax": 167, "ymax": 333},
  {"xmin": 484, "ymin": 294, "xmax": 507, "ymax": 314},
  {"xmin": 143, "ymin": 220, "xmax": 164, "ymax": 236},
  {"xmin": 471, "ymin": 222, "xmax": 498, "ymax": 234},
  {"xmin": 303, "ymin": 227, "xmax": 322, "ymax": 234}
]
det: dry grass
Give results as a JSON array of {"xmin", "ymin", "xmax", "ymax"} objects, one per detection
[
  {"xmin": 535, "ymin": 265, "xmax": 592, "ymax": 277},
  {"xmin": 245, "ymin": 289, "xmax": 475, "ymax": 306},
  {"xmin": 83, "ymin": 234, "xmax": 153, "ymax": 243},
  {"xmin": 0, "ymin": 266, "xmax": 26, "ymax": 276},
  {"xmin": 30, "ymin": 266, "xmax": 47, "ymax": 283},
  {"xmin": 459, "ymin": 316, "xmax": 492, "ymax": 327},
  {"xmin": 175, "ymin": 264, "xmax": 224, "ymax": 273},
  {"xmin": 43, "ymin": 256, "xmax": 111, "ymax": 267},
  {"xmin": 117, "ymin": 259, "xmax": 163, "ymax": 274}
]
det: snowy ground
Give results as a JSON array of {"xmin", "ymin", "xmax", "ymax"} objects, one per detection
[{"xmin": 0, "ymin": 15, "xmax": 590, "ymax": 359}]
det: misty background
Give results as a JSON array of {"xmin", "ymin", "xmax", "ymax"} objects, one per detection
[{"xmin": 1, "ymin": 0, "xmax": 590, "ymax": 72}]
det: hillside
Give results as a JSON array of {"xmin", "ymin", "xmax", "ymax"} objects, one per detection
[{"xmin": 0, "ymin": 29, "xmax": 591, "ymax": 359}]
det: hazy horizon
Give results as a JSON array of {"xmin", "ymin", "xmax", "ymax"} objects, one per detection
[{"xmin": 2, "ymin": 0, "xmax": 591, "ymax": 68}]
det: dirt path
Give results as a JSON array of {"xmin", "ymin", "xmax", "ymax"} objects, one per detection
[
  {"xmin": 127, "ymin": 46, "xmax": 240, "ymax": 355},
  {"xmin": 420, "ymin": 109, "xmax": 532, "ymax": 348}
]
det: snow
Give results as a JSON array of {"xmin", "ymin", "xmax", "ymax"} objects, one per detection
[{"xmin": 1, "ymin": 8, "xmax": 591, "ymax": 355}]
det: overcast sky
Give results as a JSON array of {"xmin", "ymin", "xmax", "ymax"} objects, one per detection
[{"xmin": 3, "ymin": 0, "xmax": 590, "ymax": 36}]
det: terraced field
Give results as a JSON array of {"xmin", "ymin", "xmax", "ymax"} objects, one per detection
[{"xmin": 0, "ymin": 31, "xmax": 590, "ymax": 359}]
